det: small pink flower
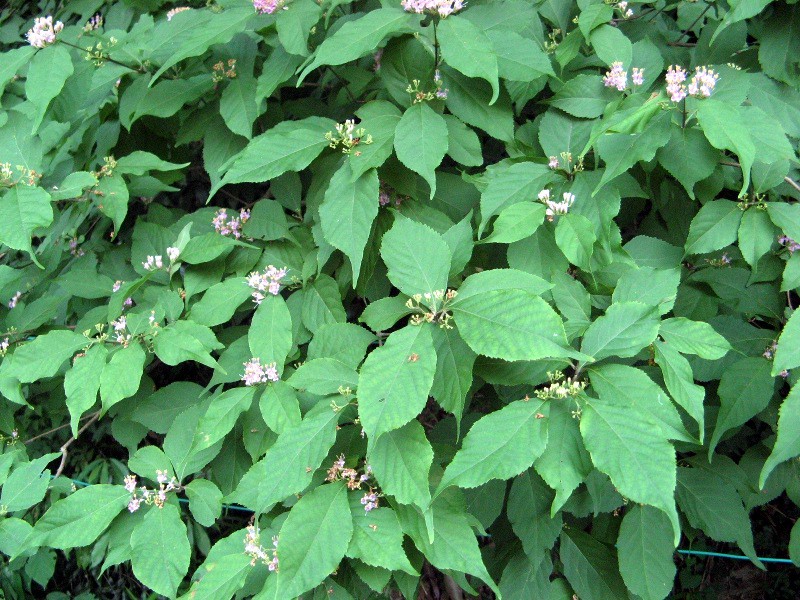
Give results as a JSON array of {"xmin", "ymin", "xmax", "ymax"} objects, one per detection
[
  {"xmin": 26, "ymin": 16, "xmax": 63, "ymax": 48},
  {"xmin": 603, "ymin": 61, "xmax": 628, "ymax": 91},
  {"xmin": 166, "ymin": 7, "xmax": 191, "ymax": 20},
  {"xmin": 665, "ymin": 65, "xmax": 688, "ymax": 103},
  {"xmin": 167, "ymin": 247, "xmax": 180, "ymax": 262},
  {"xmin": 631, "ymin": 67, "xmax": 644, "ymax": 86},
  {"xmin": 548, "ymin": 156, "xmax": 559, "ymax": 170},
  {"xmin": 253, "ymin": 0, "xmax": 285, "ymax": 14},
  {"xmin": 127, "ymin": 497, "xmax": 142, "ymax": 512},
  {"xmin": 124, "ymin": 474, "xmax": 137, "ymax": 493},
  {"xmin": 8, "ymin": 291, "xmax": 22, "ymax": 309},
  {"xmin": 687, "ymin": 66, "xmax": 718, "ymax": 98},
  {"xmin": 242, "ymin": 358, "xmax": 281, "ymax": 385}
]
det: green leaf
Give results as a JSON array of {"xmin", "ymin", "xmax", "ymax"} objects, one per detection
[
  {"xmin": 443, "ymin": 115, "xmax": 482, "ymax": 167},
  {"xmin": 487, "ymin": 30, "xmax": 553, "ymax": 82},
  {"xmin": 32, "ymin": 485, "xmax": 130, "ymax": 549},
  {"xmin": 358, "ymin": 325, "xmax": 436, "ymax": 439},
  {"xmin": 319, "ymin": 163, "xmax": 379, "ymax": 282},
  {"xmin": 259, "ymin": 380, "xmax": 302, "ymax": 434},
  {"xmin": 195, "ymin": 387, "xmax": 256, "ymax": 452},
  {"xmin": 115, "ymin": 151, "xmax": 189, "ymax": 176},
  {"xmin": 589, "ymin": 364, "xmax": 694, "ymax": 444},
  {"xmin": 657, "ymin": 125, "xmax": 719, "ymax": 198},
  {"xmin": 359, "ymin": 296, "xmax": 413, "ymax": 331},
  {"xmin": 288, "ymin": 358, "xmax": 359, "ymax": 395},
  {"xmin": 394, "ymin": 103, "xmax": 449, "ymax": 198},
  {"xmin": 760, "ymin": 383, "xmax": 800, "ymax": 488},
  {"xmin": 242, "ymin": 199, "xmax": 290, "ymax": 241},
  {"xmin": 380, "ymin": 217, "xmax": 452, "ymax": 298},
  {"xmin": 560, "ymin": 528, "xmax": 628, "ymax": 600},
  {"xmin": 350, "ymin": 100, "xmax": 402, "ymax": 178},
  {"xmin": 191, "ymin": 278, "xmax": 252, "ymax": 326},
  {"xmin": 0, "ymin": 186, "xmax": 53, "ymax": 267},
  {"xmin": 0, "ymin": 453, "xmax": 59, "ymax": 513},
  {"xmin": 436, "ymin": 399, "xmax": 549, "ymax": 496},
  {"xmin": 739, "ymin": 208, "xmax": 776, "ymax": 267},
  {"xmin": 442, "ymin": 67, "xmax": 514, "ymax": 142},
  {"xmin": 307, "ymin": 323, "xmax": 376, "ymax": 369},
  {"xmin": 26, "ymin": 45, "xmax": 74, "ymax": 132},
  {"xmin": 453, "ymin": 289, "xmax": 574, "ymax": 361},
  {"xmin": 8, "ymin": 330, "xmax": 86, "ymax": 383},
  {"xmin": 613, "ymin": 267, "xmax": 680, "ymax": 315},
  {"xmin": 773, "ymin": 309, "xmax": 800, "ymax": 375},
  {"xmin": 186, "ymin": 553, "xmax": 251, "ymax": 599},
  {"xmin": 508, "ymin": 471, "xmax": 563, "ymax": 558},
  {"xmin": 684, "ymin": 200, "xmax": 743, "ymax": 256},
  {"xmin": 767, "ymin": 202, "xmax": 800, "ymax": 244},
  {"xmin": 478, "ymin": 162, "xmax": 553, "ymax": 236},
  {"xmin": 430, "ymin": 324, "xmax": 474, "ymax": 424},
  {"xmin": 213, "ymin": 117, "xmax": 335, "ymax": 197},
  {"xmin": 154, "ymin": 320, "xmax": 223, "ymax": 370},
  {"xmin": 276, "ymin": 482, "xmax": 353, "ymax": 598},
  {"xmin": 396, "ymin": 495, "xmax": 500, "ymax": 596},
  {"xmin": 0, "ymin": 46, "xmax": 35, "ymax": 95},
  {"xmin": 184, "ymin": 479, "xmax": 223, "ymax": 527},
  {"xmin": 301, "ymin": 275, "xmax": 347, "ymax": 333},
  {"xmin": 580, "ymin": 301, "xmax": 660, "ymax": 361},
  {"xmin": 50, "ymin": 171, "xmax": 98, "ymax": 201},
  {"xmin": 658, "ymin": 317, "xmax": 732, "ymax": 359},
  {"xmin": 554, "ymin": 212, "xmax": 596, "ymax": 269},
  {"xmin": 299, "ymin": 8, "xmax": 415, "ymax": 81},
  {"xmin": 710, "ymin": 358, "xmax": 775, "ymax": 456},
  {"xmin": 249, "ymin": 293, "xmax": 293, "ymax": 371},
  {"xmin": 437, "ymin": 15, "xmax": 500, "ymax": 104},
  {"xmin": 696, "ymin": 100, "xmax": 754, "ymax": 195},
  {"xmin": 481, "ymin": 202, "xmax": 546, "ymax": 245},
  {"xmin": 228, "ymin": 405, "xmax": 338, "ymax": 512},
  {"xmin": 653, "ymin": 340, "xmax": 706, "ymax": 438},
  {"xmin": 457, "ymin": 268, "xmax": 552, "ymax": 300},
  {"xmin": 64, "ymin": 345, "xmax": 107, "ymax": 435},
  {"xmin": 149, "ymin": 7, "xmax": 254, "ymax": 82},
  {"xmin": 347, "ymin": 501, "xmax": 417, "ymax": 575},
  {"xmin": 130, "ymin": 504, "xmax": 191, "ymax": 599},
  {"xmin": 676, "ymin": 467, "xmax": 762, "ymax": 566},
  {"xmin": 617, "ymin": 505, "xmax": 677, "ymax": 600},
  {"xmin": 534, "ymin": 401, "xmax": 592, "ymax": 514},
  {"xmin": 551, "ymin": 74, "xmax": 618, "ymax": 119},
  {"xmin": 580, "ymin": 397, "xmax": 680, "ymax": 544},
  {"xmin": 369, "ymin": 420, "xmax": 433, "ymax": 508},
  {"xmin": 100, "ymin": 343, "xmax": 145, "ymax": 412}
]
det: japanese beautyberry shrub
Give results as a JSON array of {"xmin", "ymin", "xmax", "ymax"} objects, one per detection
[{"xmin": 0, "ymin": 0, "xmax": 799, "ymax": 598}]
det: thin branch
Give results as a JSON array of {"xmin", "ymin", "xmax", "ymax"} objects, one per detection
[
  {"xmin": 24, "ymin": 410, "xmax": 100, "ymax": 445},
  {"xmin": 54, "ymin": 412, "xmax": 100, "ymax": 478},
  {"xmin": 720, "ymin": 160, "xmax": 800, "ymax": 195}
]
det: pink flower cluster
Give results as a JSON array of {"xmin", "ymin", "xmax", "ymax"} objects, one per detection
[
  {"xmin": 602, "ymin": 62, "xmax": 644, "ymax": 91},
  {"xmin": 401, "ymin": 0, "xmax": 464, "ymax": 17},
  {"xmin": 111, "ymin": 316, "xmax": 131, "ymax": 346},
  {"xmin": 212, "ymin": 208, "xmax": 250, "ymax": 239},
  {"xmin": 326, "ymin": 454, "xmax": 379, "ymax": 512},
  {"xmin": 112, "ymin": 280, "xmax": 134, "ymax": 308},
  {"xmin": 253, "ymin": 0, "xmax": 286, "ymax": 14},
  {"xmin": 242, "ymin": 357, "xmax": 280, "ymax": 386},
  {"xmin": 124, "ymin": 471, "xmax": 178, "ymax": 513},
  {"xmin": 538, "ymin": 190, "xmax": 575, "ymax": 221},
  {"xmin": 246, "ymin": 265, "xmax": 287, "ymax": 304},
  {"xmin": 666, "ymin": 65, "xmax": 718, "ymax": 102},
  {"xmin": 244, "ymin": 525, "xmax": 279, "ymax": 570},
  {"xmin": 26, "ymin": 16, "xmax": 64, "ymax": 48}
]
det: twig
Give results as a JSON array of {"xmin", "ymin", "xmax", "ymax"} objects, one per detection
[
  {"xmin": 720, "ymin": 160, "xmax": 800, "ymax": 195},
  {"xmin": 54, "ymin": 412, "xmax": 100, "ymax": 477},
  {"xmin": 24, "ymin": 410, "xmax": 100, "ymax": 445},
  {"xmin": 677, "ymin": 3, "xmax": 713, "ymax": 41}
]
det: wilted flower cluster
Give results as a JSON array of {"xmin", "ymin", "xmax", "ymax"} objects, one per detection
[
  {"xmin": 534, "ymin": 371, "xmax": 587, "ymax": 400},
  {"xmin": 253, "ymin": 0, "xmax": 287, "ymax": 14},
  {"xmin": 124, "ymin": 471, "xmax": 179, "ymax": 513},
  {"xmin": 0, "ymin": 338, "xmax": 9, "ymax": 357},
  {"xmin": 7, "ymin": 291, "xmax": 22, "ymax": 309},
  {"xmin": 602, "ymin": 62, "xmax": 644, "ymax": 91},
  {"xmin": 212, "ymin": 59, "xmax": 237, "ymax": 83},
  {"xmin": 325, "ymin": 120, "xmax": 373, "ymax": 155},
  {"xmin": 763, "ymin": 340, "xmax": 778, "ymax": 360},
  {"xmin": 246, "ymin": 265, "xmax": 287, "ymax": 304},
  {"xmin": 212, "ymin": 207, "xmax": 250, "ymax": 239},
  {"xmin": 166, "ymin": 6, "xmax": 191, "ymax": 20},
  {"xmin": 666, "ymin": 65, "xmax": 718, "ymax": 102},
  {"xmin": 26, "ymin": 16, "xmax": 64, "ymax": 48},
  {"xmin": 326, "ymin": 454, "xmax": 380, "ymax": 512},
  {"xmin": 406, "ymin": 71, "xmax": 448, "ymax": 103},
  {"xmin": 401, "ymin": 0, "xmax": 464, "ymax": 17},
  {"xmin": 244, "ymin": 524, "xmax": 279, "ymax": 570},
  {"xmin": 379, "ymin": 182, "xmax": 407, "ymax": 207},
  {"xmin": 241, "ymin": 357, "xmax": 280, "ymax": 386},
  {"xmin": 538, "ymin": 190, "xmax": 575, "ymax": 221},
  {"xmin": 778, "ymin": 235, "xmax": 800, "ymax": 253},
  {"xmin": 407, "ymin": 289, "xmax": 458, "ymax": 329}
]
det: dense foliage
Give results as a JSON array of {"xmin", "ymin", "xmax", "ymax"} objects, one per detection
[{"xmin": 1, "ymin": 0, "xmax": 800, "ymax": 597}]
